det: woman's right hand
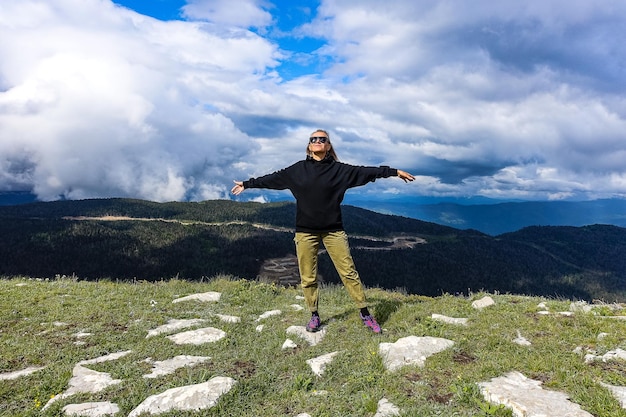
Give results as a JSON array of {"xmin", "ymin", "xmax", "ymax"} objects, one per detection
[{"xmin": 231, "ymin": 181, "xmax": 245, "ymax": 195}]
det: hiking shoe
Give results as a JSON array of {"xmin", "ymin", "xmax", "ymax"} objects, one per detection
[
  {"xmin": 305, "ymin": 315, "xmax": 321, "ymax": 332},
  {"xmin": 360, "ymin": 313, "xmax": 382, "ymax": 333}
]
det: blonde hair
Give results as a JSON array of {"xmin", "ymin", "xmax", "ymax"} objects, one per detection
[{"xmin": 306, "ymin": 129, "xmax": 339, "ymax": 161}]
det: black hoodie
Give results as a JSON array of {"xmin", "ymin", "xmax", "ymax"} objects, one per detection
[{"xmin": 243, "ymin": 154, "xmax": 398, "ymax": 233}]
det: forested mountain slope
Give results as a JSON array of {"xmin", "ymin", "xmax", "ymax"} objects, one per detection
[{"xmin": 1, "ymin": 198, "xmax": 625, "ymax": 301}]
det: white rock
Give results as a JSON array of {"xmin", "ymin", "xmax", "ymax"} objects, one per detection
[
  {"xmin": 306, "ymin": 351, "xmax": 340, "ymax": 377},
  {"xmin": 146, "ymin": 319, "xmax": 206, "ymax": 338},
  {"xmin": 172, "ymin": 291, "xmax": 221, "ymax": 303},
  {"xmin": 379, "ymin": 336, "xmax": 454, "ymax": 372},
  {"xmin": 600, "ymin": 382, "xmax": 626, "ymax": 409},
  {"xmin": 512, "ymin": 330, "xmax": 532, "ymax": 346},
  {"xmin": 479, "ymin": 371, "xmax": 594, "ymax": 417},
  {"xmin": 68, "ymin": 365, "xmax": 123, "ymax": 394},
  {"xmin": 166, "ymin": 327, "xmax": 226, "ymax": 345},
  {"xmin": 143, "ymin": 355, "xmax": 211, "ymax": 378},
  {"xmin": 471, "ymin": 296, "xmax": 495, "ymax": 309},
  {"xmin": 584, "ymin": 348, "xmax": 626, "ymax": 363},
  {"xmin": 128, "ymin": 376, "xmax": 236, "ymax": 417},
  {"xmin": 256, "ymin": 324, "xmax": 264, "ymax": 332},
  {"xmin": 0, "ymin": 366, "xmax": 45, "ymax": 381},
  {"xmin": 43, "ymin": 365, "xmax": 123, "ymax": 411},
  {"xmin": 214, "ymin": 314, "xmax": 241, "ymax": 323},
  {"xmin": 584, "ymin": 353, "xmax": 596, "ymax": 363},
  {"xmin": 374, "ymin": 397, "xmax": 401, "ymax": 417},
  {"xmin": 78, "ymin": 350, "xmax": 132, "ymax": 366},
  {"xmin": 62, "ymin": 401, "xmax": 120, "ymax": 416},
  {"xmin": 291, "ymin": 304, "xmax": 304, "ymax": 311},
  {"xmin": 256, "ymin": 310, "xmax": 282, "ymax": 321},
  {"xmin": 286, "ymin": 326, "xmax": 326, "ymax": 346},
  {"xmin": 570, "ymin": 301, "xmax": 592, "ymax": 313},
  {"xmin": 282, "ymin": 339, "xmax": 298, "ymax": 350},
  {"xmin": 431, "ymin": 313, "xmax": 468, "ymax": 326}
]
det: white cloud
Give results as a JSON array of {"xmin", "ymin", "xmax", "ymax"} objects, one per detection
[
  {"xmin": 182, "ymin": 0, "xmax": 273, "ymax": 28},
  {"xmin": 0, "ymin": 0, "xmax": 275, "ymax": 201},
  {"xmin": 1, "ymin": 0, "xmax": 626, "ymax": 203}
]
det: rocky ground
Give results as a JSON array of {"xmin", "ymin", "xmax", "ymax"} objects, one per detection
[{"xmin": 3, "ymin": 291, "xmax": 625, "ymax": 416}]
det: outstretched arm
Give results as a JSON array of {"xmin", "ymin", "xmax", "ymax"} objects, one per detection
[
  {"xmin": 396, "ymin": 169, "xmax": 415, "ymax": 183},
  {"xmin": 231, "ymin": 180, "xmax": 245, "ymax": 195}
]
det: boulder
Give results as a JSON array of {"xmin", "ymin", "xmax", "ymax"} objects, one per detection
[
  {"xmin": 146, "ymin": 319, "xmax": 206, "ymax": 338},
  {"xmin": 143, "ymin": 355, "xmax": 211, "ymax": 378},
  {"xmin": 62, "ymin": 401, "xmax": 119, "ymax": 416},
  {"xmin": 286, "ymin": 326, "xmax": 326, "ymax": 346},
  {"xmin": 479, "ymin": 371, "xmax": 593, "ymax": 417},
  {"xmin": 379, "ymin": 336, "xmax": 454, "ymax": 371},
  {"xmin": 471, "ymin": 296, "xmax": 495, "ymax": 309},
  {"xmin": 431, "ymin": 313, "xmax": 468, "ymax": 326},
  {"xmin": 128, "ymin": 376, "xmax": 236, "ymax": 417},
  {"xmin": 172, "ymin": 291, "xmax": 221, "ymax": 303},
  {"xmin": 166, "ymin": 327, "xmax": 226, "ymax": 345},
  {"xmin": 0, "ymin": 366, "xmax": 45, "ymax": 381},
  {"xmin": 374, "ymin": 398, "xmax": 401, "ymax": 417},
  {"xmin": 306, "ymin": 351, "xmax": 340, "ymax": 377}
]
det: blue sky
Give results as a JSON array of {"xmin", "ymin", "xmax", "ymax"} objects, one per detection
[
  {"xmin": 1, "ymin": 0, "xmax": 626, "ymax": 204},
  {"xmin": 112, "ymin": 0, "xmax": 187, "ymax": 21}
]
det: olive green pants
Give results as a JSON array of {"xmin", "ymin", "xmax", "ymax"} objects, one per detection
[{"xmin": 294, "ymin": 231, "xmax": 368, "ymax": 312}]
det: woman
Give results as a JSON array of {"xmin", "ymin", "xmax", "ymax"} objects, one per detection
[{"xmin": 232, "ymin": 129, "xmax": 415, "ymax": 333}]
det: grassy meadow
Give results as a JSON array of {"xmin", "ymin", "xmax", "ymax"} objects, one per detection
[{"xmin": 1, "ymin": 276, "xmax": 626, "ymax": 416}]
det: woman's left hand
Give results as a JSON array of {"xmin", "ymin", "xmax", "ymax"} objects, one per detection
[{"xmin": 397, "ymin": 170, "xmax": 415, "ymax": 183}]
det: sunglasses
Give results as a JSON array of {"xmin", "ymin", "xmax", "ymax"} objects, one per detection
[{"xmin": 309, "ymin": 136, "xmax": 328, "ymax": 144}]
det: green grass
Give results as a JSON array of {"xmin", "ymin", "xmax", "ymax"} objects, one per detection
[{"xmin": 1, "ymin": 276, "xmax": 626, "ymax": 416}]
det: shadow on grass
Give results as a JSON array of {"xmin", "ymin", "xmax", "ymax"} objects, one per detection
[
  {"xmin": 372, "ymin": 299, "xmax": 403, "ymax": 325},
  {"xmin": 317, "ymin": 297, "xmax": 402, "ymax": 327}
]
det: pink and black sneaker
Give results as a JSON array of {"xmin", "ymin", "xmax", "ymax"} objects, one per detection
[
  {"xmin": 305, "ymin": 315, "xmax": 321, "ymax": 332},
  {"xmin": 360, "ymin": 313, "xmax": 382, "ymax": 333}
]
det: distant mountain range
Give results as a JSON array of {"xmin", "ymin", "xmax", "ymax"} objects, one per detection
[
  {"xmin": 346, "ymin": 197, "xmax": 626, "ymax": 235},
  {"xmin": 0, "ymin": 191, "xmax": 38, "ymax": 206},
  {"xmin": 3, "ymin": 191, "xmax": 626, "ymax": 236}
]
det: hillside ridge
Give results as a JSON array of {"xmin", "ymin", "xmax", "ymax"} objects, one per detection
[
  {"xmin": 1, "ymin": 198, "xmax": 625, "ymax": 302},
  {"xmin": 62, "ymin": 215, "xmax": 427, "ymax": 250}
]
